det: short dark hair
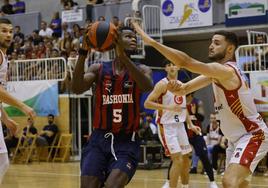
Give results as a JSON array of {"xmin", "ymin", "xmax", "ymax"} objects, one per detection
[
  {"xmin": 0, "ymin": 18, "xmax": 12, "ymax": 25},
  {"xmin": 214, "ymin": 30, "xmax": 238, "ymax": 49},
  {"xmin": 48, "ymin": 114, "xmax": 54, "ymax": 118}
]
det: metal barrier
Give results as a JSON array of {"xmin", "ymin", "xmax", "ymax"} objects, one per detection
[
  {"xmin": 142, "ymin": 5, "xmax": 162, "ymax": 43},
  {"xmin": 247, "ymin": 30, "xmax": 268, "ymax": 45},
  {"xmin": 8, "ymin": 57, "xmax": 67, "ymax": 82},
  {"xmin": 235, "ymin": 43, "xmax": 268, "ymax": 73}
]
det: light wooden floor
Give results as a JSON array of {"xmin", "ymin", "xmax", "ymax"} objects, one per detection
[{"xmin": 2, "ymin": 162, "xmax": 268, "ymax": 188}]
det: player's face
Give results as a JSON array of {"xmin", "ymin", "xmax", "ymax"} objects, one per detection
[
  {"xmin": 0, "ymin": 23, "xmax": 13, "ymax": 49},
  {"xmin": 165, "ymin": 63, "xmax": 179, "ymax": 77},
  {"xmin": 120, "ymin": 30, "xmax": 137, "ymax": 53},
  {"xmin": 208, "ymin": 34, "xmax": 228, "ymax": 62}
]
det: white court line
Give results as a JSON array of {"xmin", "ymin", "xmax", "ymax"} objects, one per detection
[{"xmin": 8, "ymin": 170, "xmax": 268, "ymax": 187}]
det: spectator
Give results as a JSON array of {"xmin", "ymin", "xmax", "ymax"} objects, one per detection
[
  {"xmin": 31, "ymin": 30, "xmax": 43, "ymax": 46},
  {"xmin": 86, "ymin": 0, "xmax": 97, "ymax": 22},
  {"xmin": 62, "ymin": 0, "xmax": 78, "ymax": 10},
  {"xmin": 1, "ymin": 0, "xmax": 14, "ymax": 15},
  {"xmin": 13, "ymin": 26, "xmax": 24, "ymax": 45},
  {"xmin": 111, "ymin": 16, "xmax": 120, "ymax": 27},
  {"xmin": 39, "ymin": 21, "xmax": 53, "ymax": 38},
  {"xmin": 13, "ymin": 0, "xmax": 25, "ymax": 14},
  {"xmin": 36, "ymin": 114, "xmax": 58, "ymax": 147},
  {"xmin": 60, "ymin": 31, "xmax": 73, "ymax": 55},
  {"xmin": 98, "ymin": 16, "xmax": 105, "ymax": 21},
  {"xmin": 50, "ymin": 12, "xmax": 62, "ymax": 38},
  {"xmin": 61, "ymin": 22, "xmax": 72, "ymax": 39},
  {"xmin": 4, "ymin": 124, "xmax": 19, "ymax": 157},
  {"xmin": 206, "ymin": 114, "xmax": 221, "ymax": 162},
  {"xmin": 21, "ymin": 117, "xmax": 38, "ymax": 142}
]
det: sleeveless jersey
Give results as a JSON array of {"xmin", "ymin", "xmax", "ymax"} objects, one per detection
[
  {"xmin": 212, "ymin": 61, "xmax": 266, "ymax": 142},
  {"xmin": 207, "ymin": 126, "xmax": 220, "ymax": 146},
  {"xmin": 0, "ymin": 49, "xmax": 8, "ymax": 153},
  {"xmin": 93, "ymin": 61, "xmax": 141, "ymax": 134},
  {"xmin": 157, "ymin": 78, "xmax": 187, "ymax": 125}
]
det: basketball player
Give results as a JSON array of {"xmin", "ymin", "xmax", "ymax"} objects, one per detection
[
  {"xmin": 144, "ymin": 61, "xmax": 201, "ymax": 188},
  {"xmin": 133, "ymin": 22, "xmax": 268, "ymax": 188},
  {"xmin": 0, "ymin": 18, "xmax": 36, "ymax": 184},
  {"xmin": 72, "ymin": 26, "xmax": 153, "ymax": 188}
]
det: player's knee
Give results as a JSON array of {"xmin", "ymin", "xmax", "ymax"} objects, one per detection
[
  {"xmin": 80, "ymin": 176, "xmax": 101, "ymax": 188},
  {"xmin": 222, "ymin": 174, "xmax": 238, "ymax": 188},
  {"xmin": 105, "ymin": 179, "xmax": 126, "ymax": 188}
]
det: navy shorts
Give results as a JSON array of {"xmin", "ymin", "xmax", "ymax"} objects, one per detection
[{"xmin": 81, "ymin": 129, "xmax": 140, "ymax": 183}]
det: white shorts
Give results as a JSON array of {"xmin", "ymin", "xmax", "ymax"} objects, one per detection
[
  {"xmin": 0, "ymin": 122, "xmax": 7, "ymax": 154},
  {"xmin": 226, "ymin": 128, "xmax": 268, "ymax": 173},
  {"xmin": 158, "ymin": 122, "xmax": 191, "ymax": 156}
]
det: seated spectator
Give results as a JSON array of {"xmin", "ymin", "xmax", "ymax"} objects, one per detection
[
  {"xmin": 39, "ymin": 21, "xmax": 53, "ymax": 38},
  {"xmin": 36, "ymin": 114, "xmax": 58, "ymax": 147},
  {"xmin": 138, "ymin": 114, "xmax": 158, "ymax": 143},
  {"xmin": 212, "ymin": 135, "xmax": 227, "ymax": 171},
  {"xmin": 21, "ymin": 117, "xmax": 38, "ymax": 143},
  {"xmin": 31, "ymin": 30, "xmax": 43, "ymax": 46},
  {"xmin": 13, "ymin": 0, "xmax": 25, "ymax": 14},
  {"xmin": 206, "ymin": 113, "xmax": 221, "ymax": 162},
  {"xmin": 62, "ymin": 0, "xmax": 78, "ymax": 10},
  {"xmin": 4, "ymin": 124, "xmax": 19, "ymax": 157},
  {"xmin": 1, "ymin": 0, "xmax": 14, "ymax": 15}
]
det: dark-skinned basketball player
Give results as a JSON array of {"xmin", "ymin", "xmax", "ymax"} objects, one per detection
[{"xmin": 72, "ymin": 26, "xmax": 153, "ymax": 188}]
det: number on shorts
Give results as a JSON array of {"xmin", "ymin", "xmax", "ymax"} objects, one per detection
[{"xmin": 113, "ymin": 109, "xmax": 122, "ymax": 123}]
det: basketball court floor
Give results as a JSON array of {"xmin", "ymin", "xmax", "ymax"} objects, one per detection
[{"xmin": 2, "ymin": 162, "xmax": 268, "ymax": 188}]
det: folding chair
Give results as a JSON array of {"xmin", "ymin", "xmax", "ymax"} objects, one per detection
[
  {"xmin": 46, "ymin": 133, "xmax": 59, "ymax": 162},
  {"xmin": 51, "ymin": 133, "xmax": 72, "ymax": 162}
]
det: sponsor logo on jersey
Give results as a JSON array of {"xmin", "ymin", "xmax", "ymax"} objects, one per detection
[
  {"xmin": 102, "ymin": 94, "xmax": 134, "ymax": 105},
  {"xmin": 174, "ymin": 96, "xmax": 183, "ymax": 104},
  {"xmin": 124, "ymin": 81, "xmax": 133, "ymax": 88}
]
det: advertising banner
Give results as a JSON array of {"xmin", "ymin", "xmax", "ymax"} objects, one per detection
[
  {"xmin": 225, "ymin": 0, "xmax": 268, "ymax": 26},
  {"xmin": 160, "ymin": 0, "xmax": 213, "ymax": 30},
  {"xmin": 3, "ymin": 81, "xmax": 59, "ymax": 116},
  {"xmin": 62, "ymin": 9, "xmax": 83, "ymax": 23}
]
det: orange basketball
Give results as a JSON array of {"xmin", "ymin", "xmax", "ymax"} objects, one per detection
[{"xmin": 86, "ymin": 21, "xmax": 117, "ymax": 52}]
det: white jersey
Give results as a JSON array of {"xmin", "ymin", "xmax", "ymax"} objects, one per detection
[
  {"xmin": 212, "ymin": 61, "xmax": 267, "ymax": 142},
  {"xmin": 0, "ymin": 49, "xmax": 8, "ymax": 153},
  {"xmin": 157, "ymin": 78, "xmax": 187, "ymax": 125},
  {"xmin": 207, "ymin": 125, "xmax": 221, "ymax": 146}
]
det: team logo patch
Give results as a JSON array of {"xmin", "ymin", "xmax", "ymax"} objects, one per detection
[
  {"xmin": 126, "ymin": 162, "xmax": 132, "ymax": 170},
  {"xmin": 104, "ymin": 79, "xmax": 112, "ymax": 93},
  {"xmin": 174, "ymin": 96, "xmax": 183, "ymax": 104},
  {"xmin": 124, "ymin": 81, "xmax": 133, "ymax": 88}
]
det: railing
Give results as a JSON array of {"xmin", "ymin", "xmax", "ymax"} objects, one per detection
[
  {"xmin": 8, "ymin": 57, "xmax": 67, "ymax": 82},
  {"xmin": 247, "ymin": 30, "xmax": 268, "ymax": 45},
  {"xmin": 235, "ymin": 43, "xmax": 268, "ymax": 73},
  {"xmin": 142, "ymin": 5, "xmax": 162, "ymax": 43}
]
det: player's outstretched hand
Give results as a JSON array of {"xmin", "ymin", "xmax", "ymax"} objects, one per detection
[
  {"xmin": 131, "ymin": 20, "xmax": 155, "ymax": 46},
  {"xmin": 190, "ymin": 125, "xmax": 202, "ymax": 135},
  {"xmin": 21, "ymin": 105, "xmax": 36, "ymax": 120},
  {"xmin": 167, "ymin": 80, "xmax": 185, "ymax": 96}
]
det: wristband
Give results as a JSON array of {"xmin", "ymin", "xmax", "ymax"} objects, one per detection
[{"xmin": 78, "ymin": 48, "xmax": 88, "ymax": 56}]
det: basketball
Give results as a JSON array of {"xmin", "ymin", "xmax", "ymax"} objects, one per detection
[{"xmin": 86, "ymin": 21, "xmax": 117, "ymax": 52}]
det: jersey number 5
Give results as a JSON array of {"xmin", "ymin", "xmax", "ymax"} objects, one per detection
[{"xmin": 113, "ymin": 109, "xmax": 122, "ymax": 123}]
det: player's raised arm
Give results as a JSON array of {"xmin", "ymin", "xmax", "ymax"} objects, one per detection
[
  {"xmin": 167, "ymin": 75, "xmax": 212, "ymax": 96},
  {"xmin": 72, "ymin": 29, "xmax": 100, "ymax": 94},
  {"xmin": 132, "ymin": 22, "xmax": 234, "ymax": 81}
]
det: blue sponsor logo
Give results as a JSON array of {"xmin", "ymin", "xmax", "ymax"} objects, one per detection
[
  {"xmin": 162, "ymin": 0, "xmax": 174, "ymax": 16},
  {"xmin": 198, "ymin": 0, "xmax": 211, "ymax": 13}
]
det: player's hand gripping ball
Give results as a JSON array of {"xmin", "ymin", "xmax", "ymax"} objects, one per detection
[{"xmin": 86, "ymin": 21, "xmax": 117, "ymax": 52}]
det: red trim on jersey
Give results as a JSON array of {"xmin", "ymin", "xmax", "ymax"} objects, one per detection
[
  {"xmin": 214, "ymin": 64, "xmax": 259, "ymax": 132},
  {"xmin": 239, "ymin": 130, "xmax": 264, "ymax": 169},
  {"xmin": 158, "ymin": 123, "xmax": 171, "ymax": 157},
  {"xmin": 93, "ymin": 64, "xmax": 103, "ymax": 129},
  {"xmin": 111, "ymin": 74, "xmax": 124, "ymax": 133},
  {"xmin": 127, "ymin": 77, "xmax": 134, "ymax": 132},
  {"xmin": 157, "ymin": 93, "xmax": 165, "ymax": 124}
]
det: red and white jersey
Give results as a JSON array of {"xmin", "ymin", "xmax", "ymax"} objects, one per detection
[
  {"xmin": 157, "ymin": 78, "xmax": 187, "ymax": 125},
  {"xmin": 212, "ymin": 61, "xmax": 266, "ymax": 142}
]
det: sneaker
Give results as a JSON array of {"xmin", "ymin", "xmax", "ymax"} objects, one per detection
[
  {"xmin": 264, "ymin": 171, "xmax": 268, "ymax": 177},
  {"xmin": 189, "ymin": 167, "xmax": 197, "ymax": 174},
  {"xmin": 209, "ymin": 181, "xmax": 218, "ymax": 188},
  {"xmin": 162, "ymin": 180, "xmax": 169, "ymax": 188}
]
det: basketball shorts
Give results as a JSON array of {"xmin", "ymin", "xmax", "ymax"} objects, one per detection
[
  {"xmin": 81, "ymin": 129, "xmax": 140, "ymax": 184},
  {"xmin": 226, "ymin": 127, "xmax": 268, "ymax": 173},
  {"xmin": 158, "ymin": 122, "xmax": 191, "ymax": 156}
]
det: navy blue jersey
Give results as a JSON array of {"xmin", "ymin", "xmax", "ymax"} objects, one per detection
[{"xmin": 93, "ymin": 61, "xmax": 141, "ymax": 133}]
